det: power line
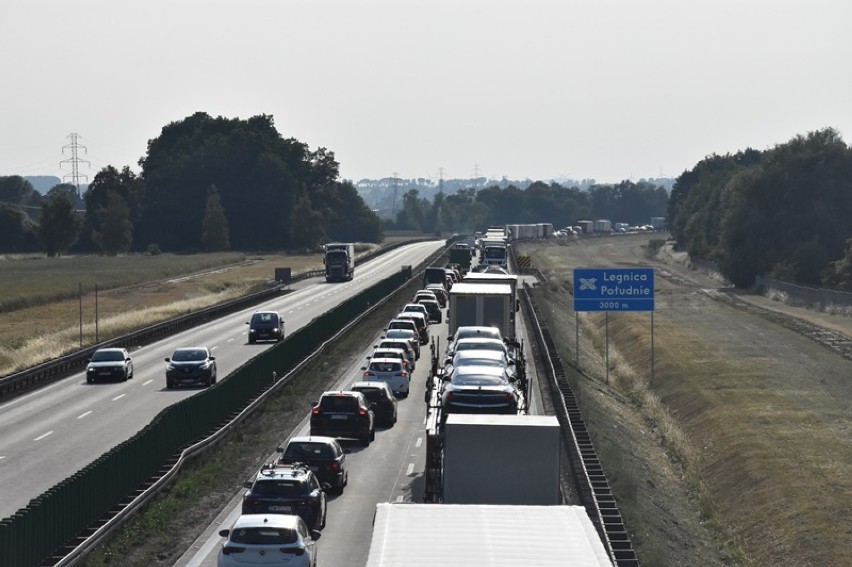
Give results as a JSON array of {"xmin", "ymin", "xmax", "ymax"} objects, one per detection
[{"xmin": 60, "ymin": 133, "xmax": 91, "ymax": 198}]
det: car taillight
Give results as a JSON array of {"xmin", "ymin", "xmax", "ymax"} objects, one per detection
[
  {"xmin": 364, "ymin": 371, "xmax": 375, "ymax": 377},
  {"xmin": 400, "ymin": 371, "xmax": 408, "ymax": 378},
  {"xmin": 359, "ymin": 407, "xmax": 367, "ymax": 416},
  {"xmin": 282, "ymin": 547, "xmax": 306, "ymax": 556},
  {"xmin": 222, "ymin": 545, "xmax": 246, "ymax": 555},
  {"xmin": 312, "ymin": 407, "xmax": 320, "ymax": 415},
  {"xmin": 330, "ymin": 462, "xmax": 339, "ymax": 471}
]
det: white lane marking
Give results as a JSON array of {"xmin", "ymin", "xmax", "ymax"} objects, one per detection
[
  {"xmin": 112, "ymin": 394, "xmax": 126, "ymax": 401},
  {"xmin": 415, "ymin": 437, "xmax": 422, "ymax": 448},
  {"xmin": 406, "ymin": 463, "xmax": 414, "ymax": 476},
  {"xmin": 77, "ymin": 411, "xmax": 93, "ymax": 419},
  {"xmin": 0, "ymin": 456, "xmax": 5, "ymax": 460},
  {"xmin": 227, "ymin": 338, "xmax": 235, "ymax": 343},
  {"xmin": 211, "ymin": 346, "xmax": 218, "ymax": 350},
  {"xmin": 34, "ymin": 431, "xmax": 53, "ymax": 441},
  {"xmin": 143, "ymin": 379, "xmax": 153, "ymax": 386}
]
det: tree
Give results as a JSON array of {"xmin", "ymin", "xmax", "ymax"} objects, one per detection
[
  {"xmin": 83, "ymin": 166, "xmax": 144, "ymax": 252},
  {"xmin": 91, "ymin": 192, "xmax": 133, "ymax": 255},
  {"xmin": 201, "ymin": 186, "xmax": 231, "ymax": 251},
  {"xmin": 289, "ymin": 193, "xmax": 326, "ymax": 250},
  {"xmin": 38, "ymin": 192, "xmax": 83, "ymax": 257},
  {"xmin": 0, "ymin": 176, "xmax": 41, "ymax": 209},
  {"xmin": 0, "ymin": 203, "xmax": 40, "ymax": 252}
]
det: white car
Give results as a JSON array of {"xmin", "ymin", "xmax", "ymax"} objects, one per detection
[
  {"xmin": 218, "ymin": 513, "xmax": 319, "ymax": 567},
  {"xmin": 362, "ymin": 357, "xmax": 410, "ymax": 397},
  {"xmin": 369, "ymin": 347, "xmax": 414, "ymax": 372}
]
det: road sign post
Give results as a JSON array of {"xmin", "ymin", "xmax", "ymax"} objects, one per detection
[{"xmin": 573, "ymin": 268, "xmax": 656, "ymax": 385}]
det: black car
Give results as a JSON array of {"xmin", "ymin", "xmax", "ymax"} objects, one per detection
[
  {"xmin": 350, "ymin": 381, "xmax": 398, "ymax": 427},
  {"xmin": 86, "ymin": 347, "xmax": 133, "ymax": 383},
  {"xmin": 246, "ymin": 310, "xmax": 285, "ymax": 343},
  {"xmin": 165, "ymin": 347, "xmax": 217, "ymax": 388},
  {"xmin": 417, "ymin": 298, "xmax": 443, "ymax": 323},
  {"xmin": 241, "ymin": 464, "xmax": 328, "ymax": 530},
  {"xmin": 277, "ymin": 436, "xmax": 349, "ymax": 494},
  {"xmin": 310, "ymin": 391, "xmax": 375, "ymax": 446}
]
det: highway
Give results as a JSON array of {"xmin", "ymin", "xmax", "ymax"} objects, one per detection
[
  {"xmin": 173, "ymin": 270, "xmax": 542, "ymax": 567},
  {"xmin": 0, "ymin": 240, "xmax": 444, "ymax": 520}
]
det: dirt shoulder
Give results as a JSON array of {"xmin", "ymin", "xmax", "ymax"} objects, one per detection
[{"xmin": 520, "ymin": 236, "xmax": 852, "ymax": 566}]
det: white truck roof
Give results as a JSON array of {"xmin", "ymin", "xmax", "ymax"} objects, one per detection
[{"xmin": 366, "ymin": 503, "xmax": 613, "ymax": 567}]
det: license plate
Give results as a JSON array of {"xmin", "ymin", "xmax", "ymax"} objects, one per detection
[
  {"xmin": 269, "ymin": 505, "xmax": 293, "ymax": 512},
  {"xmin": 331, "ymin": 415, "xmax": 348, "ymax": 420},
  {"xmin": 99, "ymin": 371, "xmax": 111, "ymax": 375}
]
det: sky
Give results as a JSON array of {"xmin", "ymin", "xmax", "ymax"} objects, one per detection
[{"xmin": 1, "ymin": 0, "xmax": 850, "ymax": 186}]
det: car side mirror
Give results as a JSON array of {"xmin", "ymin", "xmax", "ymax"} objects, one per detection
[
  {"xmin": 209, "ymin": 356, "xmax": 216, "ymax": 361},
  {"xmin": 242, "ymin": 481, "xmax": 253, "ymax": 489},
  {"xmin": 276, "ymin": 447, "xmax": 284, "ymax": 454},
  {"xmin": 164, "ymin": 358, "xmax": 170, "ymax": 362},
  {"xmin": 360, "ymin": 366, "xmax": 367, "ymax": 371},
  {"xmin": 219, "ymin": 529, "xmax": 230, "ymax": 538},
  {"xmin": 245, "ymin": 321, "xmax": 250, "ymax": 325}
]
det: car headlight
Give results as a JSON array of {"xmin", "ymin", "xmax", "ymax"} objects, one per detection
[
  {"xmin": 87, "ymin": 367, "xmax": 95, "ymax": 373},
  {"xmin": 249, "ymin": 329, "xmax": 256, "ymax": 334},
  {"xmin": 166, "ymin": 364, "xmax": 175, "ymax": 371}
]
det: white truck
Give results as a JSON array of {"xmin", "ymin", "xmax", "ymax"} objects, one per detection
[
  {"xmin": 443, "ymin": 414, "xmax": 561, "ymax": 505},
  {"xmin": 324, "ymin": 242, "xmax": 355, "ymax": 282},
  {"xmin": 366, "ymin": 502, "xmax": 613, "ymax": 566}
]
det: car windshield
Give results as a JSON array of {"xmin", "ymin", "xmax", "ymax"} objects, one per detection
[
  {"xmin": 252, "ymin": 479, "xmax": 307, "ymax": 497},
  {"xmin": 284, "ymin": 442, "xmax": 335, "ymax": 460},
  {"xmin": 90, "ymin": 350, "xmax": 124, "ymax": 362},
  {"xmin": 230, "ymin": 527, "xmax": 298, "ymax": 545},
  {"xmin": 251, "ymin": 313, "xmax": 276, "ymax": 323},
  {"xmin": 172, "ymin": 349, "xmax": 207, "ymax": 361},
  {"xmin": 319, "ymin": 395, "xmax": 358, "ymax": 412}
]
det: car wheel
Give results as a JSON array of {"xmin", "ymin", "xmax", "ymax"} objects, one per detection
[
  {"xmin": 370, "ymin": 427, "xmax": 376, "ymax": 442},
  {"xmin": 361, "ymin": 433, "xmax": 371, "ymax": 447},
  {"xmin": 166, "ymin": 381, "xmax": 173, "ymax": 389},
  {"xmin": 87, "ymin": 377, "xmax": 94, "ymax": 384},
  {"xmin": 122, "ymin": 369, "xmax": 129, "ymax": 382},
  {"xmin": 248, "ymin": 337, "xmax": 256, "ymax": 344}
]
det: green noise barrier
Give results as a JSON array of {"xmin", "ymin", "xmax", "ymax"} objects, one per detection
[{"xmin": 0, "ymin": 268, "xmax": 410, "ymax": 567}]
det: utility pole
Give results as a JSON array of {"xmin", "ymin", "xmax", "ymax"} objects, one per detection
[
  {"xmin": 391, "ymin": 172, "xmax": 400, "ymax": 218},
  {"xmin": 60, "ymin": 133, "xmax": 90, "ymax": 199}
]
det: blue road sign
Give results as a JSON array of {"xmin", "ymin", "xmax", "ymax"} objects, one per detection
[{"xmin": 573, "ymin": 268, "xmax": 655, "ymax": 312}]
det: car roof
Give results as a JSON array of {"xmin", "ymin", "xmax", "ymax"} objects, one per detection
[
  {"xmin": 172, "ymin": 346, "xmax": 209, "ymax": 353},
  {"xmin": 231, "ymin": 513, "xmax": 304, "ymax": 531},
  {"xmin": 94, "ymin": 347, "xmax": 127, "ymax": 353},
  {"xmin": 287, "ymin": 435, "xmax": 340, "ymax": 445},
  {"xmin": 386, "ymin": 328, "xmax": 416, "ymax": 336},
  {"xmin": 350, "ymin": 380, "xmax": 392, "ymax": 391}
]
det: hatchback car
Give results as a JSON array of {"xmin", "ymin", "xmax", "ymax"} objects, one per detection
[
  {"xmin": 361, "ymin": 357, "xmax": 410, "ymax": 397},
  {"xmin": 375, "ymin": 339, "xmax": 417, "ymax": 371},
  {"xmin": 246, "ymin": 311, "xmax": 285, "ymax": 343},
  {"xmin": 218, "ymin": 513, "xmax": 319, "ymax": 567},
  {"xmin": 368, "ymin": 347, "xmax": 413, "ymax": 372},
  {"xmin": 350, "ymin": 380, "xmax": 398, "ymax": 427},
  {"xmin": 310, "ymin": 391, "xmax": 375, "ymax": 446},
  {"xmin": 417, "ymin": 298, "xmax": 442, "ymax": 323},
  {"xmin": 86, "ymin": 347, "xmax": 133, "ymax": 383},
  {"xmin": 277, "ymin": 436, "xmax": 348, "ymax": 494},
  {"xmin": 165, "ymin": 347, "xmax": 217, "ymax": 388},
  {"xmin": 384, "ymin": 326, "xmax": 421, "ymax": 359},
  {"xmin": 396, "ymin": 312, "xmax": 429, "ymax": 344},
  {"xmin": 242, "ymin": 464, "xmax": 328, "ymax": 530},
  {"xmin": 441, "ymin": 365, "xmax": 520, "ymax": 416}
]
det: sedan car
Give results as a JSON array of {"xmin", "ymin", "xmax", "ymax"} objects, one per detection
[
  {"xmin": 440, "ymin": 365, "xmax": 520, "ymax": 416},
  {"xmin": 218, "ymin": 513, "xmax": 319, "ymax": 567},
  {"xmin": 277, "ymin": 436, "xmax": 349, "ymax": 494},
  {"xmin": 165, "ymin": 347, "xmax": 217, "ymax": 388},
  {"xmin": 86, "ymin": 347, "xmax": 133, "ymax": 383},
  {"xmin": 350, "ymin": 380, "xmax": 398, "ymax": 427}
]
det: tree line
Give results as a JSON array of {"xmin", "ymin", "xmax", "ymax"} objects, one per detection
[
  {"xmin": 668, "ymin": 127, "xmax": 852, "ymax": 289},
  {"xmin": 390, "ymin": 180, "xmax": 669, "ymax": 234},
  {"xmin": 0, "ymin": 112, "xmax": 384, "ymax": 256}
]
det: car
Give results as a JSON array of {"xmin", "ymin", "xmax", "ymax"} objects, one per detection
[
  {"xmin": 396, "ymin": 311, "xmax": 429, "ymax": 344},
  {"xmin": 86, "ymin": 347, "xmax": 133, "ymax": 383},
  {"xmin": 440, "ymin": 365, "xmax": 520, "ymax": 416},
  {"xmin": 401, "ymin": 302, "xmax": 429, "ymax": 321},
  {"xmin": 375, "ymin": 338, "xmax": 417, "ymax": 370},
  {"xmin": 241, "ymin": 464, "xmax": 328, "ymax": 530},
  {"xmin": 417, "ymin": 298, "xmax": 442, "ymax": 323},
  {"xmin": 386, "ymin": 320, "xmax": 421, "ymax": 358},
  {"xmin": 425, "ymin": 284, "xmax": 448, "ymax": 307},
  {"xmin": 446, "ymin": 337, "xmax": 512, "ymax": 364},
  {"xmin": 246, "ymin": 310, "xmax": 285, "ymax": 343},
  {"xmin": 277, "ymin": 436, "xmax": 349, "ymax": 494},
  {"xmin": 384, "ymin": 326, "xmax": 421, "ymax": 359},
  {"xmin": 369, "ymin": 346, "xmax": 413, "ymax": 372},
  {"xmin": 310, "ymin": 391, "xmax": 375, "ymax": 446},
  {"xmin": 165, "ymin": 346, "xmax": 217, "ymax": 388},
  {"xmin": 350, "ymin": 380, "xmax": 398, "ymax": 427},
  {"xmin": 413, "ymin": 289, "xmax": 438, "ymax": 304},
  {"xmin": 361, "ymin": 357, "xmax": 410, "ymax": 397},
  {"xmin": 217, "ymin": 513, "xmax": 319, "ymax": 567},
  {"xmin": 446, "ymin": 349, "xmax": 517, "ymax": 382}
]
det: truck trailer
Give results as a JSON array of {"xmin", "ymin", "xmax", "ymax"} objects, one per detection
[
  {"xmin": 366, "ymin": 502, "xmax": 613, "ymax": 567},
  {"xmin": 447, "ymin": 282, "xmax": 513, "ymax": 340}
]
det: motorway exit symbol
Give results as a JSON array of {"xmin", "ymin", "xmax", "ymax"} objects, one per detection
[{"xmin": 573, "ymin": 268, "xmax": 655, "ymax": 312}]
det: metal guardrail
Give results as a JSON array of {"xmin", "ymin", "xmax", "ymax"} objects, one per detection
[{"xmin": 0, "ymin": 239, "xmax": 433, "ymax": 404}]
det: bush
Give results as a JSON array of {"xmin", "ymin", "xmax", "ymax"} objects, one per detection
[{"xmin": 146, "ymin": 243, "xmax": 162, "ymax": 256}]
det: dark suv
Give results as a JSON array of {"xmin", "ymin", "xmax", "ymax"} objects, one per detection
[
  {"xmin": 277, "ymin": 436, "xmax": 349, "ymax": 494},
  {"xmin": 310, "ymin": 391, "xmax": 375, "ymax": 446},
  {"xmin": 242, "ymin": 464, "xmax": 328, "ymax": 530},
  {"xmin": 246, "ymin": 311, "xmax": 285, "ymax": 343}
]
